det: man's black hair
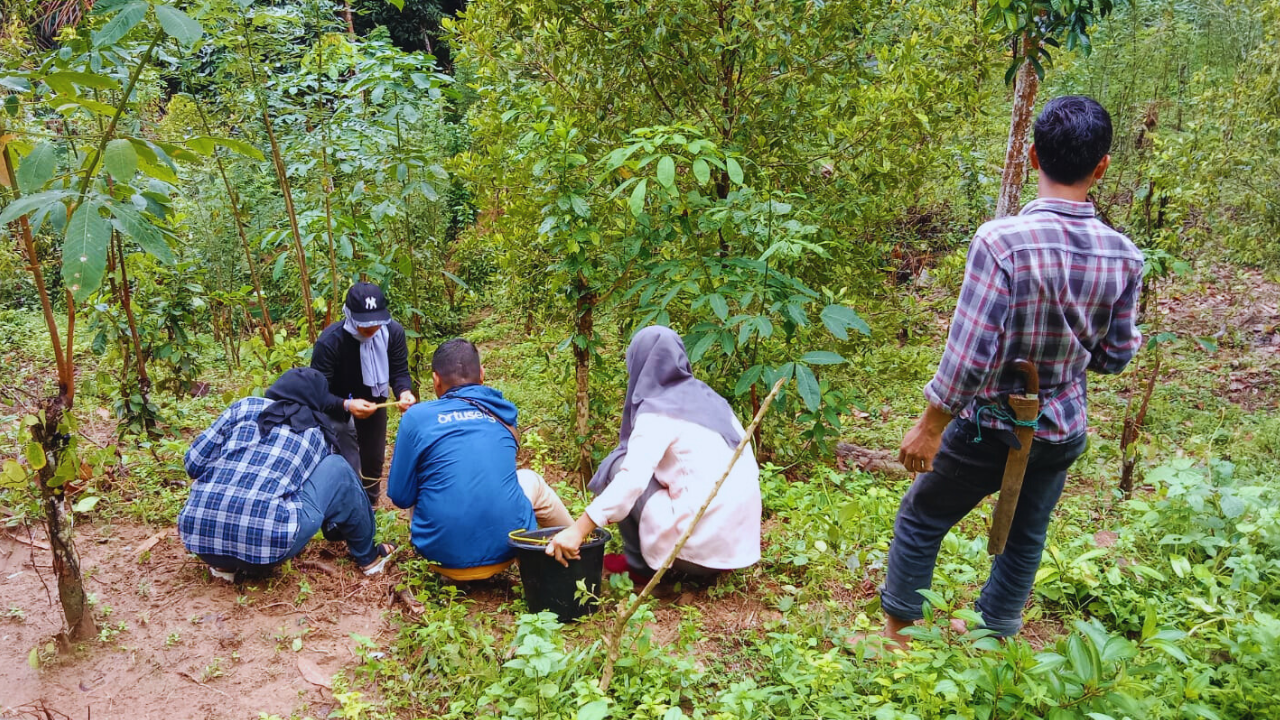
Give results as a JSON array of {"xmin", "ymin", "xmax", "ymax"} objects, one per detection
[
  {"xmin": 1033, "ymin": 96, "xmax": 1113, "ymax": 185},
  {"xmin": 432, "ymin": 338, "xmax": 482, "ymax": 387}
]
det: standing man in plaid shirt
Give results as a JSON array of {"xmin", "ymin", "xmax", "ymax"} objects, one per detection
[{"xmin": 871, "ymin": 96, "xmax": 1144, "ymax": 646}]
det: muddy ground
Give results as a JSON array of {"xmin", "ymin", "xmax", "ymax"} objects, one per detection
[{"xmin": 0, "ymin": 522, "xmax": 406, "ymax": 719}]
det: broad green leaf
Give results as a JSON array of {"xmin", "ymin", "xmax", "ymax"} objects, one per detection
[
  {"xmin": 44, "ymin": 71, "xmax": 119, "ymax": 94},
  {"xmin": 272, "ymin": 252, "xmax": 288, "ymax": 281},
  {"xmin": 734, "ymin": 365, "xmax": 764, "ymax": 397},
  {"xmin": 93, "ymin": 1, "xmax": 147, "ymax": 47},
  {"xmin": 186, "ymin": 136, "xmax": 215, "ymax": 156},
  {"xmin": 688, "ymin": 333, "xmax": 717, "ymax": 362},
  {"xmin": 73, "ymin": 495, "xmax": 100, "ymax": 513},
  {"xmin": 25, "ymin": 442, "xmax": 46, "ymax": 470},
  {"xmin": 442, "ymin": 270, "xmax": 470, "ymax": 289},
  {"xmin": 109, "ymin": 202, "xmax": 173, "ymax": 264},
  {"xmin": 800, "ymin": 350, "xmax": 846, "ymax": 365},
  {"xmin": 628, "ymin": 178, "xmax": 647, "ymax": 218},
  {"xmin": 0, "ymin": 190, "xmax": 70, "ymax": 225},
  {"xmin": 16, "ymin": 142, "xmax": 57, "ymax": 194},
  {"xmin": 62, "ymin": 201, "xmax": 112, "ymax": 302},
  {"xmin": 51, "ymin": 94, "xmax": 117, "ymax": 117},
  {"xmin": 656, "ymin": 155, "xmax": 676, "ymax": 189},
  {"xmin": 819, "ymin": 304, "xmax": 870, "ymax": 340},
  {"xmin": 0, "ymin": 76, "xmax": 33, "ymax": 93},
  {"xmin": 385, "ymin": 0, "xmax": 406, "ymax": 9},
  {"xmin": 708, "ymin": 293, "xmax": 728, "ymax": 321},
  {"xmin": 136, "ymin": 156, "xmax": 178, "ymax": 183},
  {"xmin": 725, "ymin": 157, "xmax": 744, "ymax": 185},
  {"xmin": 662, "ymin": 708, "xmax": 686, "ymax": 720},
  {"xmin": 215, "ymin": 137, "xmax": 265, "ymax": 160},
  {"xmin": 795, "ymin": 364, "xmax": 821, "ymax": 412},
  {"xmin": 103, "ymin": 138, "xmax": 138, "ymax": 182},
  {"xmin": 1, "ymin": 459, "xmax": 25, "ymax": 489},
  {"xmin": 155, "ymin": 5, "xmax": 204, "ymax": 48},
  {"xmin": 577, "ymin": 700, "xmax": 610, "ymax": 720},
  {"xmin": 692, "ymin": 158, "xmax": 710, "ymax": 185}
]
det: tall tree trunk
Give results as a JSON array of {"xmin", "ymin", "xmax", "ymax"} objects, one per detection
[
  {"xmin": 243, "ymin": 23, "xmax": 317, "ymax": 342},
  {"xmin": 995, "ymin": 35, "xmax": 1041, "ymax": 219},
  {"xmin": 113, "ymin": 234, "xmax": 155, "ymax": 420},
  {"xmin": 3, "ymin": 142, "xmax": 93, "ymax": 643},
  {"xmin": 193, "ymin": 101, "xmax": 275, "ymax": 346},
  {"xmin": 319, "ymin": 135, "xmax": 341, "ymax": 322},
  {"xmin": 342, "ymin": 0, "xmax": 355, "ymax": 37},
  {"xmin": 573, "ymin": 286, "xmax": 595, "ymax": 492},
  {"xmin": 30, "ymin": 397, "xmax": 96, "ymax": 644}
]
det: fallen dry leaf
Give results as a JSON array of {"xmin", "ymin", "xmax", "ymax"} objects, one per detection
[{"xmin": 297, "ymin": 656, "xmax": 332, "ymax": 689}]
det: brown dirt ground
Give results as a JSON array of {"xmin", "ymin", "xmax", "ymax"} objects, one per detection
[
  {"xmin": 0, "ymin": 523, "xmax": 403, "ymax": 720},
  {"xmin": 0, "ymin": 518, "xmax": 799, "ymax": 720},
  {"xmin": 1151, "ymin": 263, "xmax": 1280, "ymax": 410}
]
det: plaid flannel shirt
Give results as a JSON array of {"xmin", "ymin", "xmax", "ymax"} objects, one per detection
[
  {"xmin": 178, "ymin": 396, "xmax": 329, "ymax": 564},
  {"xmin": 924, "ymin": 198, "xmax": 1145, "ymax": 442}
]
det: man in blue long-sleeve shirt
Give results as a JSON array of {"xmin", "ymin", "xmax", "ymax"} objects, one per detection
[{"xmin": 387, "ymin": 339, "xmax": 572, "ymax": 576}]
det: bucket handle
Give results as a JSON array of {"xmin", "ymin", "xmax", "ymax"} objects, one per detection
[{"xmin": 508, "ymin": 528, "xmax": 550, "ymax": 546}]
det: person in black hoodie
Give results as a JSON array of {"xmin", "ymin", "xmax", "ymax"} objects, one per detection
[{"xmin": 311, "ymin": 282, "xmax": 416, "ymax": 504}]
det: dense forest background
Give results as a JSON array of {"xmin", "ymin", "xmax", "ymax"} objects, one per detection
[{"xmin": 0, "ymin": 0, "xmax": 1278, "ymax": 718}]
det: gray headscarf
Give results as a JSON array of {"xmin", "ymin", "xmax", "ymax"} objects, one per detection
[
  {"xmin": 342, "ymin": 308, "xmax": 390, "ymax": 399},
  {"xmin": 588, "ymin": 326, "xmax": 743, "ymax": 494}
]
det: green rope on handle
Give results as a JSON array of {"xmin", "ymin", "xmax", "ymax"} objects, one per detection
[{"xmin": 971, "ymin": 404, "xmax": 1043, "ymax": 444}]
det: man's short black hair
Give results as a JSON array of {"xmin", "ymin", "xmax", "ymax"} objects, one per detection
[
  {"xmin": 1033, "ymin": 96, "xmax": 1113, "ymax": 185},
  {"xmin": 432, "ymin": 338, "xmax": 482, "ymax": 387}
]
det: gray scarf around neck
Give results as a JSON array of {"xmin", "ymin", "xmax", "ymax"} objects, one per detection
[{"xmin": 342, "ymin": 310, "xmax": 390, "ymax": 399}]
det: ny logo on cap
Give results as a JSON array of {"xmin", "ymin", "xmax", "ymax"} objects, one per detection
[{"xmin": 365, "ymin": 296, "xmax": 378, "ymax": 310}]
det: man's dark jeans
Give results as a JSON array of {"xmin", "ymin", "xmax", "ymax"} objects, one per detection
[
  {"xmin": 199, "ymin": 455, "xmax": 379, "ymax": 578},
  {"xmin": 880, "ymin": 419, "xmax": 1086, "ymax": 636}
]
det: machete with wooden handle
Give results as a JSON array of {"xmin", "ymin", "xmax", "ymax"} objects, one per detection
[{"xmin": 987, "ymin": 359, "xmax": 1040, "ymax": 556}]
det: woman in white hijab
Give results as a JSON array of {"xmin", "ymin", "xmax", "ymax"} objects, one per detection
[
  {"xmin": 546, "ymin": 326, "xmax": 762, "ymax": 581},
  {"xmin": 311, "ymin": 282, "xmax": 416, "ymax": 505}
]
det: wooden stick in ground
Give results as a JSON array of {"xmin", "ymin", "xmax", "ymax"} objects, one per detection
[{"xmin": 598, "ymin": 376, "xmax": 788, "ymax": 692}]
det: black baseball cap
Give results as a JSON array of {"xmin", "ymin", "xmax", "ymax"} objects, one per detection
[{"xmin": 344, "ymin": 282, "xmax": 392, "ymax": 324}]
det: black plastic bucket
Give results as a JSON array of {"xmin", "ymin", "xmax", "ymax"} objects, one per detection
[{"xmin": 509, "ymin": 527, "xmax": 611, "ymax": 623}]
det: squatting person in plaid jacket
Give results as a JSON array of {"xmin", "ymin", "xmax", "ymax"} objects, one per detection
[
  {"xmin": 178, "ymin": 368, "xmax": 395, "ymax": 581},
  {"xmin": 869, "ymin": 96, "xmax": 1145, "ymax": 647}
]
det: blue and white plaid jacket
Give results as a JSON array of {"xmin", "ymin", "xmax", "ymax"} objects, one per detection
[{"xmin": 178, "ymin": 396, "xmax": 329, "ymax": 565}]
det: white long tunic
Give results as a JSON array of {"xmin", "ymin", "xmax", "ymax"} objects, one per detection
[{"xmin": 585, "ymin": 413, "xmax": 762, "ymax": 570}]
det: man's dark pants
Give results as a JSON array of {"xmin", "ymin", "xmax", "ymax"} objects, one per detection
[
  {"xmin": 880, "ymin": 419, "xmax": 1087, "ymax": 636},
  {"xmin": 335, "ymin": 405, "xmax": 388, "ymax": 505},
  {"xmin": 199, "ymin": 455, "xmax": 379, "ymax": 578}
]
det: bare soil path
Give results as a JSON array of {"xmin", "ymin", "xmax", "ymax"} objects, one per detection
[{"xmin": 1, "ymin": 523, "xmax": 398, "ymax": 720}]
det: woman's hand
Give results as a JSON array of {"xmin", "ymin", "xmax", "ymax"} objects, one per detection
[
  {"xmin": 545, "ymin": 527, "xmax": 584, "ymax": 567},
  {"xmin": 397, "ymin": 390, "xmax": 417, "ymax": 412},
  {"xmin": 545, "ymin": 515, "xmax": 598, "ymax": 567},
  {"xmin": 348, "ymin": 398, "xmax": 378, "ymax": 419}
]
